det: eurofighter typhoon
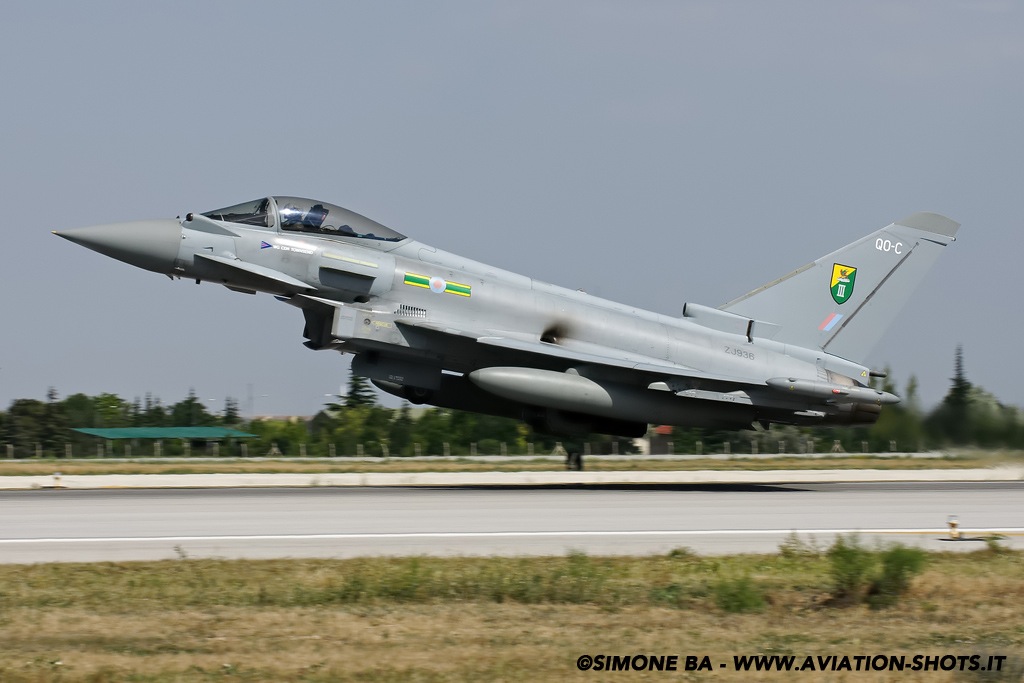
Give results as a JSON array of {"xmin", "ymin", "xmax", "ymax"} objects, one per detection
[{"xmin": 55, "ymin": 197, "xmax": 959, "ymax": 449}]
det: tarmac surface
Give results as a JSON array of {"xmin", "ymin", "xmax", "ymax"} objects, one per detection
[{"xmin": 3, "ymin": 479, "xmax": 1021, "ymax": 562}]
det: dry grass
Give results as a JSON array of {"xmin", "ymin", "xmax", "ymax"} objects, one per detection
[
  {"xmin": 0, "ymin": 450, "xmax": 1017, "ymax": 477},
  {"xmin": 0, "ymin": 550, "xmax": 1021, "ymax": 681}
]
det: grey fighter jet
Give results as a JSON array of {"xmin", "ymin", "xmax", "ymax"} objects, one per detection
[{"xmin": 55, "ymin": 197, "xmax": 959, "ymax": 458}]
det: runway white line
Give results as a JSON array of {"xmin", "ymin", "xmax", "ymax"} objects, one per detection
[{"xmin": 4, "ymin": 528, "xmax": 1023, "ymax": 544}]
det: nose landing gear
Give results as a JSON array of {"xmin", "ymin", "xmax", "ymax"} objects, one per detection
[{"xmin": 566, "ymin": 451, "xmax": 583, "ymax": 471}]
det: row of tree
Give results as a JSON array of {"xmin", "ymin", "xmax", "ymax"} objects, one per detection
[{"xmin": 1, "ymin": 348, "xmax": 1021, "ymax": 458}]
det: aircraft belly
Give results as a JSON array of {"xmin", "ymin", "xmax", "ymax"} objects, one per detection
[
  {"xmin": 353, "ymin": 353, "xmax": 441, "ymax": 391},
  {"xmin": 469, "ymin": 367, "xmax": 754, "ymax": 429}
]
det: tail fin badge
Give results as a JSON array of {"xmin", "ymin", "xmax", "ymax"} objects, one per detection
[{"xmin": 830, "ymin": 263, "xmax": 857, "ymax": 305}]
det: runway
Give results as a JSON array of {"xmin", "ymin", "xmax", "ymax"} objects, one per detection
[{"xmin": 2, "ymin": 483, "xmax": 1021, "ymax": 563}]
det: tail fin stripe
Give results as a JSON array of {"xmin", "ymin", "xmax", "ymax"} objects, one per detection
[{"xmin": 818, "ymin": 313, "xmax": 843, "ymax": 332}]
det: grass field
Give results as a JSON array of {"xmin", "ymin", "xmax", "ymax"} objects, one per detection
[
  {"xmin": 1, "ymin": 544, "xmax": 1022, "ymax": 681},
  {"xmin": 0, "ymin": 450, "xmax": 1020, "ymax": 477}
]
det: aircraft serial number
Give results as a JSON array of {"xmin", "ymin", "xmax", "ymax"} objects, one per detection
[
  {"xmin": 723, "ymin": 346, "xmax": 755, "ymax": 360},
  {"xmin": 875, "ymin": 238, "xmax": 903, "ymax": 254}
]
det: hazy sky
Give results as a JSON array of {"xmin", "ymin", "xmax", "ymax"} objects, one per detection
[{"xmin": 2, "ymin": 1, "xmax": 1021, "ymax": 417}]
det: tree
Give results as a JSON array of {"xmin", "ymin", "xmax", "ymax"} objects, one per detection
[
  {"xmin": 94, "ymin": 393, "xmax": 131, "ymax": 428},
  {"xmin": 389, "ymin": 402, "xmax": 414, "ymax": 456},
  {"xmin": 868, "ymin": 373, "xmax": 924, "ymax": 452},
  {"xmin": 246, "ymin": 417, "xmax": 309, "ymax": 456},
  {"xmin": 927, "ymin": 346, "xmax": 973, "ymax": 445},
  {"xmin": 904, "ymin": 375, "xmax": 921, "ymax": 414},
  {"xmin": 411, "ymin": 408, "xmax": 452, "ymax": 455},
  {"xmin": 330, "ymin": 406, "xmax": 370, "ymax": 455},
  {"xmin": 361, "ymin": 406, "xmax": 394, "ymax": 455},
  {"xmin": 41, "ymin": 387, "xmax": 70, "ymax": 454},
  {"xmin": 344, "ymin": 371, "xmax": 377, "ymax": 408},
  {"xmin": 139, "ymin": 394, "xmax": 168, "ymax": 427},
  {"xmin": 222, "ymin": 397, "xmax": 241, "ymax": 425},
  {"xmin": 949, "ymin": 345, "xmax": 972, "ymax": 409},
  {"xmin": 170, "ymin": 389, "xmax": 214, "ymax": 427},
  {"xmin": 5, "ymin": 399, "xmax": 47, "ymax": 457},
  {"xmin": 62, "ymin": 393, "xmax": 97, "ymax": 428}
]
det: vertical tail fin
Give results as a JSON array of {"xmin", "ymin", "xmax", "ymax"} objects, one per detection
[{"xmin": 721, "ymin": 212, "xmax": 959, "ymax": 363}]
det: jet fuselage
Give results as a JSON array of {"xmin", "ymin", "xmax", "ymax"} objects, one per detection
[{"xmin": 56, "ymin": 196, "xmax": 958, "ymax": 438}]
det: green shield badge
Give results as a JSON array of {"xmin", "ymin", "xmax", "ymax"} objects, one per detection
[{"xmin": 830, "ymin": 263, "xmax": 857, "ymax": 304}]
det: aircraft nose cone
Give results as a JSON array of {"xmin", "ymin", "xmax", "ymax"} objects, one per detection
[{"xmin": 54, "ymin": 219, "xmax": 183, "ymax": 274}]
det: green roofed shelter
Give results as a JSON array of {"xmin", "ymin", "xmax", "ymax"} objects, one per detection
[{"xmin": 72, "ymin": 427, "xmax": 256, "ymax": 440}]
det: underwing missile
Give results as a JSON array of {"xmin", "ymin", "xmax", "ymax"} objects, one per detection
[{"xmin": 766, "ymin": 377, "xmax": 900, "ymax": 405}]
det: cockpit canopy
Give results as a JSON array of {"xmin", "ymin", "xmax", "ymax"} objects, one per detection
[
  {"xmin": 202, "ymin": 198, "xmax": 272, "ymax": 227},
  {"xmin": 201, "ymin": 196, "xmax": 406, "ymax": 243}
]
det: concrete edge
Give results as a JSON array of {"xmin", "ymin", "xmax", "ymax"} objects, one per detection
[{"xmin": 3, "ymin": 467, "xmax": 1023, "ymax": 490}]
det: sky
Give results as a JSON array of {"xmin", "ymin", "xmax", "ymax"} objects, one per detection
[{"xmin": 1, "ymin": 1, "xmax": 1021, "ymax": 417}]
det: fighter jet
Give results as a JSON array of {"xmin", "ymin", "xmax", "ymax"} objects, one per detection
[{"xmin": 55, "ymin": 197, "xmax": 959, "ymax": 463}]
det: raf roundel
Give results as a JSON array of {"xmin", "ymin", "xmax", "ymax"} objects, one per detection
[{"xmin": 429, "ymin": 276, "xmax": 447, "ymax": 294}]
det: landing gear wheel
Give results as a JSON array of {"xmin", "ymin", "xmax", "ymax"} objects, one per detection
[
  {"xmin": 405, "ymin": 386, "xmax": 432, "ymax": 405},
  {"xmin": 566, "ymin": 451, "xmax": 583, "ymax": 471}
]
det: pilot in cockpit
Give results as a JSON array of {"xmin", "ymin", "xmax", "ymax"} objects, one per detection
[
  {"xmin": 304, "ymin": 204, "xmax": 329, "ymax": 229},
  {"xmin": 280, "ymin": 203, "xmax": 329, "ymax": 232}
]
